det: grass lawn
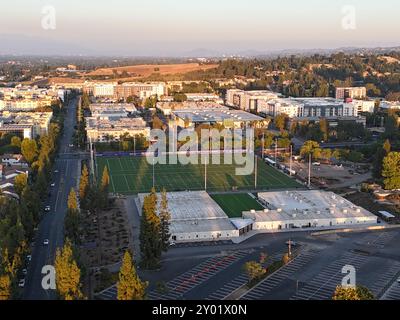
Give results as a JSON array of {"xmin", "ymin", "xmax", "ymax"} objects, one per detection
[
  {"xmin": 211, "ymin": 193, "xmax": 265, "ymax": 218},
  {"xmin": 96, "ymin": 155, "xmax": 302, "ymax": 194}
]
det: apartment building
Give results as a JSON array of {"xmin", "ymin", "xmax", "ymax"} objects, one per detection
[
  {"xmin": 0, "ymin": 111, "xmax": 53, "ymax": 139},
  {"xmin": 259, "ymin": 98, "xmax": 356, "ymax": 118},
  {"xmin": 335, "ymin": 87, "xmax": 367, "ymax": 100},
  {"xmin": 92, "ymin": 83, "xmax": 117, "ymax": 98},
  {"xmin": 86, "ymin": 117, "xmax": 150, "ymax": 142},
  {"xmin": 225, "ymin": 89, "xmax": 279, "ymax": 111},
  {"xmin": 156, "ymin": 101, "xmax": 228, "ymax": 116}
]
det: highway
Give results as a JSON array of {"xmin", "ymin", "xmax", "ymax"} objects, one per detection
[{"xmin": 23, "ymin": 97, "xmax": 87, "ymax": 300}]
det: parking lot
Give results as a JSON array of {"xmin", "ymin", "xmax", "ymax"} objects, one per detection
[
  {"xmin": 290, "ymin": 161, "xmax": 371, "ymax": 189},
  {"xmin": 97, "ymin": 229, "xmax": 400, "ymax": 301}
]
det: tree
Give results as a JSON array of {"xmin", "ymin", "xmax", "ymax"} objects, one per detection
[
  {"xmin": 139, "ymin": 189, "xmax": 162, "ymax": 269},
  {"xmin": 300, "ymin": 140, "xmax": 321, "ymax": 159},
  {"xmin": 14, "ymin": 173, "xmax": 28, "ymax": 197},
  {"xmin": 0, "ymin": 274, "xmax": 11, "ymax": 300},
  {"xmin": 332, "ymin": 285, "xmax": 374, "ymax": 300},
  {"xmin": 101, "ymin": 166, "xmax": 110, "ymax": 192},
  {"xmin": 79, "ymin": 164, "xmax": 90, "ymax": 200},
  {"xmin": 282, "ymin": 253, "xmax": 291, "ymax": 265},
  {"xmin": 159, "ymin": 189, "xmax": 171, "ymax": 252},
  {"xmin": 383, "ymin": 139, "xmax": 391, "ymax": 154},
  {"xmin": 243, "ymin": 261, "xmax": 265, "ymax": 282},
  {"xmin": 382, "ymin": 152, "xmax": 400, "ymax": 190},
  {"xmin": 173, "ymin": 93, "xmax": 187, "ymax": 102},
  {"xmin": 21, "ymin": 138, "xmax": 38, "ymax": 164},
  {"xmin": 117, "ymin": 251, "xmax": 147, "ymax": 300},
  {"xmin": 319, "ymin": 118, "xmax": 329, "ymax": 142},
  {"xmin": 274, "ymin": 114, "xmax": 288, "ymax": 131},
  {"xmin": 54, "ymin": 240, "xmax": 83, "ymax": 300},
  {"xmin": 67, "ymin": 188, "xmax": 78, "ymax": 211},
  {"xmin": 10, "ymin": 136, "xmax": 21, "ymax": 148}
]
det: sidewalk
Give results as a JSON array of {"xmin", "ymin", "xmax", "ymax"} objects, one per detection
[{"xmin": 231, "ymin": 223, "xmax": 392, "ymax": 244}]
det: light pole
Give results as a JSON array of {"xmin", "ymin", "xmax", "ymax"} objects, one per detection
[
  {"xmin": 254, "ymin": 148, "xmax": 258, "ymax": 190},
  {"xmin": 308, "ymin": 153, "xmax": 312, "ymax": 188},
  {"xmin": 152, "ymin": 155, "xmax": 155, "ymax": 189},
  {"xmin": 289, "ymin": 145, "xmax": 293, "ymax": 176}
]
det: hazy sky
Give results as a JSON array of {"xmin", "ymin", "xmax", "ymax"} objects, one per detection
[{"xmin": 0, "ymin": 0, "xmax": 399, "ymax": 56}]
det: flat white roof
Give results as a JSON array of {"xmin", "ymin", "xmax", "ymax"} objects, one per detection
[
  {"xmin": 137, "ymin": 191, "xmax": 237, "ymax": 234},
  {"xmin": 379, "ymin": 211, "xmax": 395, "ymax": 219},
  {"xmin": 245, "ymin": 190, "xmax": 376, "ymax": 222}
]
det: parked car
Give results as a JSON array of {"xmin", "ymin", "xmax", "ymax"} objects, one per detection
[
  {"xmin": 18, "ymin": 279, "xmax": 25, "ymax": 288},
  {"xmin": 43, "ymin": 239, "xmax": 49, "ymax": 246}
]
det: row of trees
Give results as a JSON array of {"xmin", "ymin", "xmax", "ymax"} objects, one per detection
[
  {"xmin": 0, "ymin": 102, "xmax": 65, "ymax": 300},
  {"xmin": 139, "ymin": 188, "xmax": 171, "ymax": 270}
]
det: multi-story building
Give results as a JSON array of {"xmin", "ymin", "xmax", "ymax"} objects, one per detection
[
  {"xmin": 89, "ymin": 103, "xmax": 137, "ymax": 117},
  {"xmin": 92, "ymin": 83, "xmax": 117, "ymax": 98},
  {"xmin": 156, "ymin": 101, "xmax": 228, "ymax": 116},
  {"xmin": 87, "ymin": 82, "xmax": 167, "ymax": 100},
  {"xmin": 335, "ymin": 87, "xmax": 367, "ymax": 100},
  {"xmin": 345, "ymin": 99, "xmax": 375, "ymax": 114},
  {"xmin": 225, "ymin": 89, "xmax": 279, "ymax": 112},
  {"xmin": 380, "ymin": 101, "xmax": 400, "ymax": 110},
  {"xmin": 0, "ymin": 111, "xmax": 53, "ymax": 139},
  {"xmin": 260, "ymin": 98, "xmax": 359, "ymax": 118},
  {"xmin": 171, "ymin": 108, "xmax": 265, "ymax": 129},
  {"xmin": 86, "ymin": 117, "xmax": 150, "ymax": 143},
  {"xmin": 257, "ymin": 99, "xmax": 303, "ymax": 118}
]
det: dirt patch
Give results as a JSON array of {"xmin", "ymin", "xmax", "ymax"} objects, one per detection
[
  {"xmin": 345, "ymin": 191, "xmax": 400, "ymax": 220},
  {"xmin": 86, "ymin": 63, "xmax": 218, "ymax": 77}
]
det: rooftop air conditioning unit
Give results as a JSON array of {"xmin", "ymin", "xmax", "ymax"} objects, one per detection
[
  {"xmin": 343, "ymin": 209, "xmax": 348, "ymax": 214},
  {"xmin": 250, "ymin": 210, "xmax": 256, "ymax": 213},
  {"xmin": 292, "ymin": 214, "xmax": 297, "ymax": 218},
  {"xmin": 264, "ymin": 209, "xmax": 269, "ymax": 213},
  {"xmin": 330, "ymin": 209, "xmax": 335, "ymax": 214},
  {"xmin": 356, "ymin": 208, "xmax": 361, "ymax": 213},
  {"xmin": 277, "ymin": 208, "xmax": 282, "ymax": 213}
]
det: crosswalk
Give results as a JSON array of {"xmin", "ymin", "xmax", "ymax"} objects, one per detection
[
  {"xmin": 291, "ymin": 251, "xmax": 369, "ymax": 300},
  {"xmin": 240, "ymin": 249, "xmax": 319, "ymax": 300},
  {"xmin": 147, "ymin": 250, "xmax": 249, "ymax": 300},
  {"xmin": 96, "ymin": 285, "xmax": 118, "ymax": 300}
]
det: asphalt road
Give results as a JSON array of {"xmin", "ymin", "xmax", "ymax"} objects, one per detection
[{"xmin": 23, "ymin": 97, "xmax": 86, "ymax": 300}]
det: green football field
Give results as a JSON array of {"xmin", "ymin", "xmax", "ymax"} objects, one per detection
[
  {"xmin": 96, "ymin": 155, "xmax": 302, "ymax": 194},
  {"xmin": 211, "ymin": 193, "xmax": 264, "ymax": 218}
]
